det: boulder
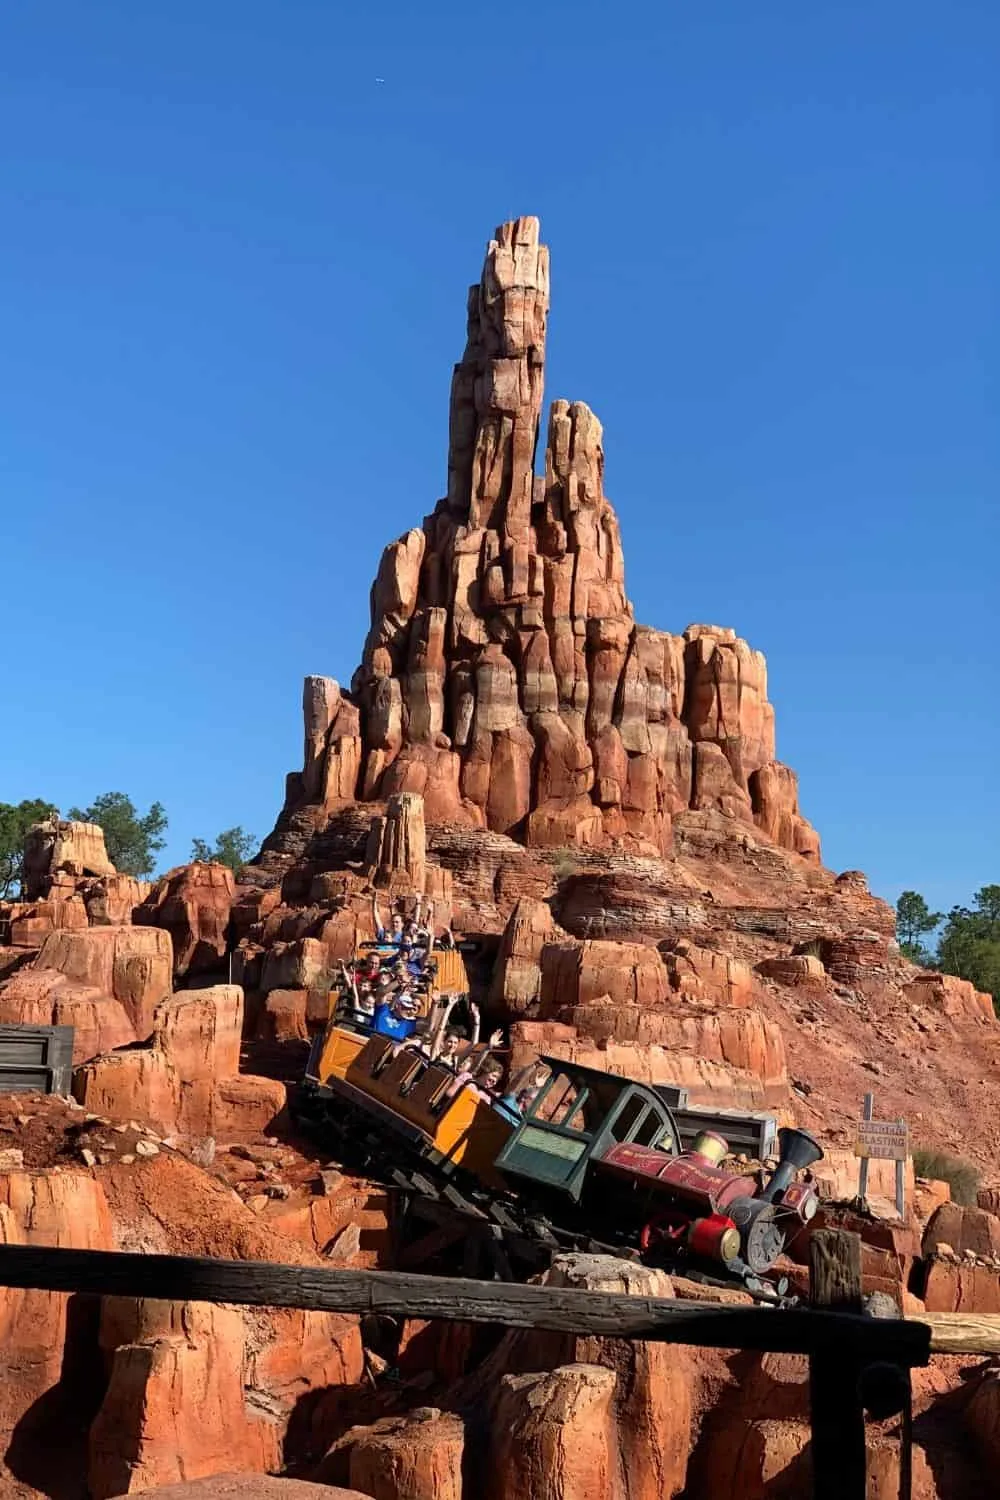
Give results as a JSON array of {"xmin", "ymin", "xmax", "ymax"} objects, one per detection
[
  {"xmin": 924, "ymin": 1260, "xmax": 1000, "ymax": 1314},
  {"xmin": 756, "ymin": 954, "xmax": 827, "ymax": 988},
  {"xmin": 923, "ymin": 1203, "xmax": 1000, "ymax": 1261},
  {"xmin": 136, "ymin": 863, "xmax": 235, "ymax": 977},
  {"xmin": 318, "ymin": 1409, "xmax": 464, "ymax": 1500}
]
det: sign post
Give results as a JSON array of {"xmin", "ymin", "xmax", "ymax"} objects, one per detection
[
  {"xmin": 853, "ymin": 1095, "xmax": 908, "ymax": 1219},
  {"xmin": 857, "ymin": 1092, "xmax": 873, "ymax": 1204}
]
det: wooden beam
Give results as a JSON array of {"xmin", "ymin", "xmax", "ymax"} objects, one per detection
[
  {"xmin": 915, "ymin": 1313, "xmax": 1000, "ymax": 1355},
  {"xmin": 0, "ymin": 1245, "xmax": 929, "ymax": 1364},
  {"xmin": 809, "ymin": 1229, "xmax": 868, "ymax": 1500},
  {"xmin": 810, "ymin": 1227, "xmax": 863, "ymax": 1313}
]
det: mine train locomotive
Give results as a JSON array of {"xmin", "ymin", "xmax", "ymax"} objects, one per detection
[{"xmin": 299, "ymin": 986, "xmax": 825, "ymax": 1293}]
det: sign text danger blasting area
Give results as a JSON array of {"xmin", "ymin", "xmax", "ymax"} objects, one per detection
[{"xmin": 854, "ymin": 1118, "xmax": 909, "ymax": 1161}]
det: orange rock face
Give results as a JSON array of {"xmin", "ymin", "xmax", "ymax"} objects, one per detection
[
  {"xmin": 36, "ymin": 927, "xmax": 172, "ymax": 1036},
  {"xmin": 905, "ymin": 972, "xmax": 995, "ymax": 1023},
  {"xmin": 74, "ymin": 985, "xmax": 285, "ymax": 1140},
  {"xmin": 136, "ymin": 863, "xmax": 235, "ymax": 977},
  {"xmin": 923, "ymin": 1203, "xmax": 1000, "ymax": 1260},
  {"xmin": 489, "ymin": 896, "xmax": 557, "ymax": 1015},
  {"xmin": 91, "ymin": 1298, "xmax": 362, "ymax": 1499},
  {"xmin": 0, "ymin": 1170, "xmax": 114, "ymax": 1496},
  {"xmin": 488, "ymin": 1366, "xmax": 618, "ymax": 1500},
  {"xmin": 0, "ymin": 966, "xmax": 138, "ymax": 1063},
  {"xmin": 364, "ymin": 791, "xmax": 428, "ymax": 893}
]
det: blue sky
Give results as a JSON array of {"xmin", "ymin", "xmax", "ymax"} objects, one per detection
[{"xmin": 2, "ymin": 1, "xmax": 996, "ymax": 913}]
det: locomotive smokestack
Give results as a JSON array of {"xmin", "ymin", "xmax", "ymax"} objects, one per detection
[{"xmin": 759, "ymin": 1126, "xmax": 823, "ymax": 1204}]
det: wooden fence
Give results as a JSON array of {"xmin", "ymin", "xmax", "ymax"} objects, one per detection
[{"xmin": 0, "ymin": 1231, "xmax": 995, "ymax": 1500}]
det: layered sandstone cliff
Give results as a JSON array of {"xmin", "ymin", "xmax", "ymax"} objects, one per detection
[{"xmin": 259, "ymin": 216, "xmax": 818, "ymax": 867}]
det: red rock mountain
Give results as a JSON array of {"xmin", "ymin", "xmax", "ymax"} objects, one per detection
[{"xmin": 262, "ymin": 215, "xmax": 818, "ymax": 865}]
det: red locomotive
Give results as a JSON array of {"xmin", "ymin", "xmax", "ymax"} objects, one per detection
[{"xmin": 493, "ymin": 1058, "xmax": 823, "ymax": 1291}]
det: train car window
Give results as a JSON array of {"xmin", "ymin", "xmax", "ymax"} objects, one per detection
[
  {"xmin": 548, "ymin": 1082, "xmax": 581, "ymax": 1127},
  {"xmin": 609, "ymin": 1095, "xmax": 646, "ymax": 1142},
  {"xmin": 535, "ymin": 1075, "xmax": 573, "ymax": 1123},
  {"xmin": 633, "ymin": 1110, "xmax": 665, "ymax": 1147}
]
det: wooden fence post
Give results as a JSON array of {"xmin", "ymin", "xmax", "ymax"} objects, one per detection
[{"xmin": 809, "ymin": 1228, "xmax": 866, "ymax": 1500}]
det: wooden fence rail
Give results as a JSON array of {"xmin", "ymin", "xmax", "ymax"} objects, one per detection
[
  {"xmin": 0, "ymin": 1243, "xmax": 927, "ymax": 1359},
  {"xmin": 1, "ymin": 1238, "xmax": 994, "ymax": 1500}
]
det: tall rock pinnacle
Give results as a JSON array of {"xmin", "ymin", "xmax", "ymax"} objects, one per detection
[{"xmin": 277, "ymin": 216, "xmax": 819, "ymax": 863}]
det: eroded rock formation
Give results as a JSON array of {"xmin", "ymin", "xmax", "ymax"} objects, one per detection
[
  {"xmin": 136, "ymin": 863, "xmax": 235, "ymax": 978},
  {"xmin": 259, "ymin": 216, "xmax": 818, "ymax": 867},
  {"xmin": 0, "ymin": 926, "xmax": 174, "ymax": 1063},
  {"xmin": 74, "ymin": 984, "xmax": 285, "ymax": 1141},
  {"xmin": 23, "ymin": 819, "xmax": 117, "ymax": 896}
]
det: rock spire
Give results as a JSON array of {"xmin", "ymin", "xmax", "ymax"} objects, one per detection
[{"xmin": 275, "ymin": 216, "xmax": 818, "ymax": 861}]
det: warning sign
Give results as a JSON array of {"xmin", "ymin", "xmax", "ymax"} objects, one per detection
[{"xmin": 854, "ymin": 1118, "xmax": 909, "ymax": 1161}]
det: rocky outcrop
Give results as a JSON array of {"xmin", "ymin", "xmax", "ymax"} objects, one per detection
[
  {"xmin": 318, "ymin": 1409, "xmax": 464, "ymax": 1500},
  {"xmin": 84, "ymin": 874, "xmax": 149, "ymax": 927},
  {"xmin": 364, "ymin": 791, "xmax": 428, "ymax": 893},
  {"xmin": 90, "ymin": 1296, "xmax": 362, "ymax": 1498},
  {"xmin": 0, "ymin": 926, "xmax": 174, "ymax": 1063},
  {"xmin": 253, "ymin": 217, "xmax": 819, "ymax": 876},
  {"xmin": 905, "ymin": 972, "xmax": 995, "ymax": 1023},
  {"xmin": 136, "ymin": 863, "xmax": 235, "ymax": 977},
  {"xmin": 519, "ymin": 934, "xmax": 787, "ymax": 1107},
  {"xmin": 74, "ymin": 985, "xmax": 285, "ymax": 1140},
  {"xmin": 488, "ymin": 1366, "xmax": 619, "ymax": 1500},
  {"xmin": 23, "ymin": 818, "xmax": 116, "ymax": 897},
  {"xmin": 490, "ymin": 897, "xmax": 557, "ymax": 1015},
  {"xmin": 460, "ymin": 1254, "xmax": 693, "ymax": 1500}
]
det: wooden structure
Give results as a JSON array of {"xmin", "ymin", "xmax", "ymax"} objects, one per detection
[
  {"xmin": 0, "ymin": 1024, "xmax": 73, "ymax": 1095},
  {"xmin": 0, "ymin": 1233, "xmax": 959, "ymax": 1500}
]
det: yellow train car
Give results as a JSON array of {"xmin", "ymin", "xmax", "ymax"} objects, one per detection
[{"xmin": 305, "ymin": 1023, "xmax": 512, "ymax": 1191}]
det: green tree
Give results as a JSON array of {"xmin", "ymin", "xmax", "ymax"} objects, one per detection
[
  {"xmin": 0, "ymin": 799, "xmax": 59, "ymax": 898},
  {"xmin": 937, "ymin": 886, "xmax": 1000, "ymax": 1009},
  {"xmin": 68, "ymin": 792, "xmax": 167, "ymax": 879},
  {"xmin": 191, "ymin": 826, "xmax": 256, "ymax": 874},
  {"xmin": 895, "ymin": 890, "xmax": 942, "ymax": 964}
]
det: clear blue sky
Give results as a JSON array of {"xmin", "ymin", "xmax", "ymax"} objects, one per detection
[{"xmin": 2, "ymin": 1, "xmax": 996, "ymax": 914}]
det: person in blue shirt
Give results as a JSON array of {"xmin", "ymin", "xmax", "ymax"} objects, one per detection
[
  {"xmin": 372, "ymin": 896, "xmax": 406, "ymax": 949},
  {"xmin": 372, "ymin": 991, "xmax": 420, "ymax": 1042}
]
